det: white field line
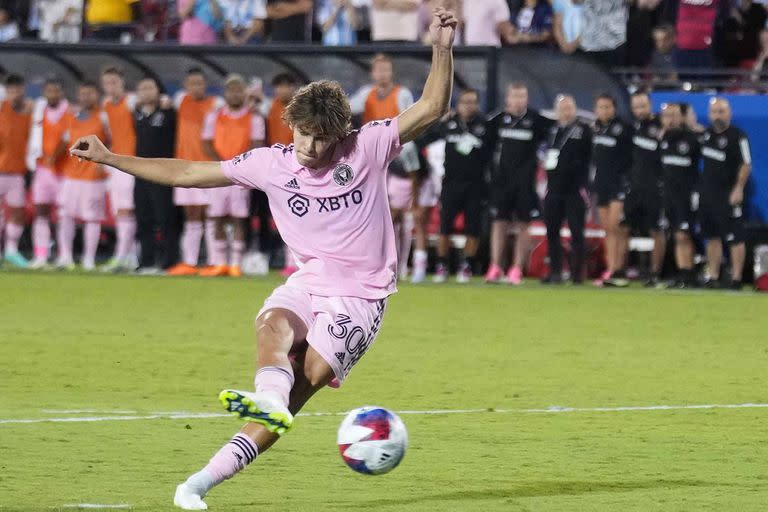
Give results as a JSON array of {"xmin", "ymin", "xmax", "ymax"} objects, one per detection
[
  {"xmin": 42, "ymin": 409, "xmax": 138, "ymax": 414},
  {"xmin": 0, "ymin": 403, "xmax": 766, "ymax": 425},
  {"xmin": 60, "ymin": 505, "xmax": 131, "ymax": 509}
]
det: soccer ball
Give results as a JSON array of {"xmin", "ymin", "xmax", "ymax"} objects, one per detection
[{"xmin": 337, "ymin": 406, "xmax": 408, "ymax": 475}]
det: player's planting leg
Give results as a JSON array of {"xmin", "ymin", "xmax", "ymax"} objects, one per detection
[{"xmin": 199, "ymin": 218, "xmax": 228, "ymax": 277}]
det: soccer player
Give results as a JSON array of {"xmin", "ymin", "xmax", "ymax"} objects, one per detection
[
  {"xmin": 101, "ymin": 66, "xmax": 138, "ymax": 272},
  {"xmin": 485, "ymin": 83, "xmax": 551, "ymax": 285},
  {"xmin": 261, "ymin": 72, "xmax": 300, "ymax": 277},
  {"xmin": 699, "ymin": 98, "xmax": 751, "ymax": 290},
  {"xmin": 349, "ymin": 54, "xmax": 424, "ymax": 281},
  {"xmin": 418, "ymin": 88, "xmax": 491, "ymax": 283},
  {"xmin": 70, "ymin": 8, "xmax": 457, "ymax": 509},
  {"xmin": 56, "ymin": 81, "xmax": 110, "ymax": 271},
  {"xmin": 200, "ymin": 74, "xmax": 266, "ymax": 277},
  {"xmin": 623, "ymin": 91, "xmax": 665, "ymax": 286},
  {"xmin": 0, "ymin": 74, "xmax": 33, "ymax": 268},
  {"xmin": 541, "ymin": 94, "xmax": 592, "ymax": 284},
  {"xmin": 591, "ymin": 93, "xmax": 632, "ymax": 286},
  {"xmin": 659, "ymin": 102, "xmax": 700, "ymax": 288},
  {"xmin": 30, "ymin": 78, "xmax": 69, "ymax": 269},
  {"xmin": 166, "ymin": 68, "xmax": 223, "ymax": 276}
]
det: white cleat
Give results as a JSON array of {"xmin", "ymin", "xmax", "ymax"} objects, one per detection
[
  {"xmin": 410, "ymin": 267, "xmax": 427, "ymax": 284},
  {"xmin": 174, "ymin": 483, "xmax": 208, "ymax": 510}
]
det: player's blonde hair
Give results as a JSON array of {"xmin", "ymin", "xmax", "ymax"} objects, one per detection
[{"xmin": 283, "ymin": 80, "xmax": 352, "ymax": 139}]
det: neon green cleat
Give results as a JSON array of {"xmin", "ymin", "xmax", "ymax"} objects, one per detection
[{"xmin": 218, "ymin": 389, "xmax": 294, "ymax": 435}]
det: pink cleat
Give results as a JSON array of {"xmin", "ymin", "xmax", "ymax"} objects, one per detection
[
  {"xmin": 280, "ymin": 266, "xmax": 298, "ymax": 277},
  {"xmin": 506, "ymin": 266, "xmax": 523, "ymax": 285},
  {"xmin": 593, "ymin": 269, "xmax": 612, "ymax": 287},
  {"xmin": 484, "ymin": 263, "xmax": 504, "ymax": 283}
]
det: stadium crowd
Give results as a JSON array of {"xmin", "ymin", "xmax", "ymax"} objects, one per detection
[
  {"xmin": 1, "ymin": 0, "xmax": 768, "ymax": 73},
  {"xmin": 0, "ymin": 52, "xmax": 754, "ymax": 289}
]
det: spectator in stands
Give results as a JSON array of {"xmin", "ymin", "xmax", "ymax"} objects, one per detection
[
  {"xmin": 626, "ymin": 0, "xmax": 663, "ymax": 67},
  {"xmin": 221, "ymin": 0, "xmax": 267, "ymax": 44},
  {"xmin": 35, "ymin": 0, "xmax": 83, "ymax": 43},
  {"xmin": 139, "ymin": 0, "xmax": 172, "ymax": 41},
  {"xmin": 266, "ymin": 0, "xmax": 313, "ymax": 42},
  {"xmin": 0, "ymin": 7, "xmax": 20, "ymax": 41},
  {"xmin": 317, "ymin": 0, "xmax": 359, "ymax": 45},
  {"xmin": 751, "ymin": 29, "xmax": 768, "ymax": 76},
  {"xmin": 663, "ymin": 0, "xmax": 729, "ymax": 69},
  {"xmin": 579, "ymin": 0, "xmax": 628, "ymax": 68},
  {"xmin": 463, "ymin": 0, "xmax": 514, "ymax": 46},
  {"xmin": 650, "ymin": 23, "xmax": 677, "ymax": 79},
  {"xmin": 552, "ymin": 0, "xmax": 583, "ymax": 55},
  {"xmin": 508, "ymin": 0, "xmax": 553, "ymax": 46},
  {"xmin": 721, "ymin": 0, "xmax": 767, "ymax": 68},
  {"xmin": 85, "ymin": 0, "xmax": 141, "ymax": 40},
  {"xmin": 370, "ymin": 0, "xmax": 421, "ymax": 42},
  {"xmin": 178, "ymin": 0, "xmax": 223, "ymax": 44}
]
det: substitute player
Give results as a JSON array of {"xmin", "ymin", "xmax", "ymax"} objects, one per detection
[
  {"xmin": 166, "ymin": 68, "xmax": 223, "ymax": 276},
  {"xmin": 30, "ymin": 78, "xmax": 69, "ymax": 269},
  {"xmin": 70, "ymin": 8, "xmax": 457, "ymax": 509},
  {"xmin": 56, "ymin": 81, "xmax": 110, "ymax": 271},
  {"xmin": 200, "ymin": 74, "xmax": 266, "ymax": 277},
  {"xmin": 541, "ymin": 94, "xmax": 592, "ymax": 284},
  {"xmin": 485, "ymin": 83, "xmax": 551, "ymax": 285},
  {"xmin": 659, "ymin": 102, "xmax": 701, "ymax": 288},
  {"xmin": 418, "ymin": 88, "xmax": 491, "ymax": 283},
  {"xmin": 699, "ymin": 98, "xmax": 751, "ymax": 290},
  {"xmin": 591, "ymin": 93, "xmax": 633, "ymax": 286},
  {"xmin": 101, "ymin": 66, "xmax": 138, "ymax": 272},
  {"xmin": 623, "ymin": 91, "xmax": 665, "ymax": 286},
  {"xmin": 0, "ymin": 74, "xmax": 33, "ymax": 267}
]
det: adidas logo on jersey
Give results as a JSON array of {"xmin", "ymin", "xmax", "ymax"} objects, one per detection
[{"xmin": 285, "ymin": 178, "xmax": 300, "ymax": 190}]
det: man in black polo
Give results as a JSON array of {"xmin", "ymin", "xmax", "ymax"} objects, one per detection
[
  {"xmin": 485, "ymin": 82, "xmax": 551, "ymax": 285},
  {"xmin": 699, "ymin": 97, "xmax": 752, "ymax": 290},
  {"xmin": 417, "ymin": 88, "xmax": 492, "ymax": 283},
  {"xmin": 541, "ymin": 94, "xmax": 592, "ymax": 284},
  {"xmin": 133, "ymin": 76, "xmax": 178, "ymax": 273}
]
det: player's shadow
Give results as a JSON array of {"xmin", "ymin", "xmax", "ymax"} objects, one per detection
[{"xmin": 340, "ymin": 479, "xmax": 716, "ymax": 507}]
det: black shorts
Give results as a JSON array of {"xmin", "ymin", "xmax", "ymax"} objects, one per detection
[
  {"xmin": 623, "ymin": 187, "xmax": 663, "ymax": 234},
  {"xmin": 664, "ymin": 182, "xmax": 696, "ymax": 233},
  {"xmin": 593, "ymin": 172, "xmax": 627, "ymax": 207},
  {"xmin": 699, "ymin": 195, "xmax": 745, "ymax": 244},
  {"xmin": 489, "ymin": 181, "xmax": 540, "ymax": 222},
  {"xmin": 440, "ymin": 182, "xmax": 483, "ymax": 236}
]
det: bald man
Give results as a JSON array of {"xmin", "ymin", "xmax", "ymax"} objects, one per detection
[
  {"xmin": 541, "ymin": 94, "xmax": 592, "ymax": 284},
  {"xmin": 699, "ymin": 98, "xmax": 751, "ymax": 290}
]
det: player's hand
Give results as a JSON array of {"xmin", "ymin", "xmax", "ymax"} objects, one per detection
[
  {"xmin": 729, "ymin": 187, "xmax": 743, "ymax": 206},
  {"xmin": 69, "ymin": 135, "xmax": 111, "ymax": 164},
  {"xmin": 429, "ymin": 7, "xmax": 457, "ymax": 50}
]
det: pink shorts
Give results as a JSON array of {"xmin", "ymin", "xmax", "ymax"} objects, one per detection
[
  {"xmin": 207, "ymin": 185, "xmax": 250, "ymax": 218},
  {"xmin": 58, "ymin": 178, "xmax": 107, "ymax": 222},
  {"xmin": 174, "ymin": 186, "xmax": 209, "ymax": 206},
  {"xmin": 0, "ymin": 173, "xmax": 26, "ymax": 208},
  {"xmin": 106, "ymin": 165, "xmax": 135, "ymax": 214},
  {"xmin": 387, "ymin": 174, "xmax": 412, "ymax": 210},
  {"xmin": 32, "ymin": 166, "xmax": 61, "ymax": 206},
  {"xmin": 257, "ymin": 284, "xmax": 387, "ymax": 385}
]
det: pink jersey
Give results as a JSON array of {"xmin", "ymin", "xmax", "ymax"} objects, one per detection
[{"xmin": 221, "ymin": 118, "xmax": 402, "ymax": 299}]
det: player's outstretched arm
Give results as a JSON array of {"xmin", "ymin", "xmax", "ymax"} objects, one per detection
[
  {"xmin": 397, "ymin": 8, "xmax": 456, "ymax": 144},
  {"xmin": 69, "ymin": 135, "xmax": 231, "ymax": 188}
]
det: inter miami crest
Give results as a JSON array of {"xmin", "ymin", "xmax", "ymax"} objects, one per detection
[{"xmin": 333, "ymin": 164, "xmax": 354, "ymax": 186}]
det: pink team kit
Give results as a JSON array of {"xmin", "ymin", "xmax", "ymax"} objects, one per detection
[{"xmin": 221, "ymin": 118, "xmax": 402, "ymax": 383}]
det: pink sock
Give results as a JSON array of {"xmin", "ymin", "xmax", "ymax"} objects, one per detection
[
  {"xmin": 230, "ymin": 240, "xmax": 245, "ymax": 267},
  {"xmin": 181, "ymin": 220, "xmax": 203, "ymax": 266},
  {"xmin": 57, "ymin": 216, "xmax": 76, "ymax": 264},
  {"xmin": 185, "ymin": 433, "xmax": 258, "ymax": 497},
  {"xmin": 4, "ymin": 222, "xmax": 23, "ymax": 254},
  {"xmin": 83, "ymin": 221, "xmax": 101, "ymax": 268},
  {"xmin": 254, "ymin": 366, "xmax": 294, "ymax": 407},
  {"xmin": 392, "ymin": 222, "xmax": 401, "ymax": 269},
  {"xmin": 115, "ymin": 215, "xmax": 136, "ymax": 261},
  {"xmin": 399, "ymin": 213, "xmax": 414, "ymax": 271},
  {"xmin": 33, "ymin": 217, "xmax": 51, "ymax": 260},
  {"xmin": 205, "ymin": 219, "xmax": 216, "ymax": 266},
  {"xmin": 211, "ymin": 238, "xmax": 227, "ymax": 266}
]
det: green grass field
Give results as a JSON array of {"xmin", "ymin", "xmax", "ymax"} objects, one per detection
[{"xmin": 1, "ymin": 272, "xmax": 767, "ymax": 511}]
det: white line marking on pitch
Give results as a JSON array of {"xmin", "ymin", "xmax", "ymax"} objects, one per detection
[
  {"xmin": 2, "ymin": 403, "xmax": 766, "ymax": 425},
  {"xmin": 61, "ymin": 505, "xmax": 131, "ymax": 509},
  {"xmin": 42, "ymin": 409, "xmax": 138, "ymax": 414}
]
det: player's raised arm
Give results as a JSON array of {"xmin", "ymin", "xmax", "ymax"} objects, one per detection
[
  {"xmin": 69, "ymin": 135, "xmax": 231, "ymax": 188},
  {"xmin": 397, "ymin": 8, "xmax": 457, "ymax": 144}
]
